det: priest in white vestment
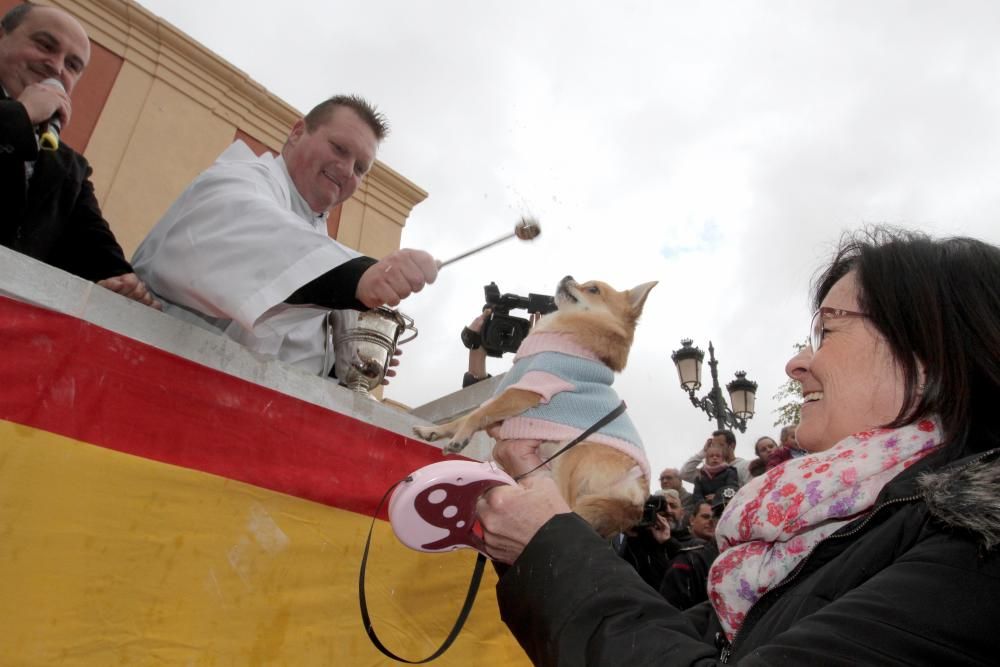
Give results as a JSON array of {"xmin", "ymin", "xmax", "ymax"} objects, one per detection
[{"xmin": 132, "ymin": 96, "xmax": 438, "ymax": 376}]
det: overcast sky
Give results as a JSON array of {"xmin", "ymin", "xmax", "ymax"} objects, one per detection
[{"xmin": 138, "ymin": 0, "xmax": 1000, "ymax": 479}]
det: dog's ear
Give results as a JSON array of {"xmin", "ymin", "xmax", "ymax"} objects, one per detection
[{"xmin": 627, "ymin": 281, "xmax": 658, "ymax": 315}]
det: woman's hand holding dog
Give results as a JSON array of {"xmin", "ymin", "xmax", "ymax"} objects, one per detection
[
  {"xmin": 492, "ymin": 438, "xmax": 547, "ymax": 477},
  {"xmin": 477, "ymin": 475, "xmax": 572, "ymax": 564}
]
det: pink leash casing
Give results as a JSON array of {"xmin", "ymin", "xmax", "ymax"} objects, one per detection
[{"xmin": 389, "ymin": 460, "xmax": 515, "ymax": 556}]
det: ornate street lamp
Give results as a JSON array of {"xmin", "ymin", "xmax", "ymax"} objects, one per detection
[
  {"xmin": 670, "ymin": 339, "xmax": 758, "ymax": 432},
  {"xmin": 670, "ymin": 339, "xmax": 704, "ymax": 392},
  {"xmin": 727, "ymin": 371, "xmax": 757, "ymax": 420}
]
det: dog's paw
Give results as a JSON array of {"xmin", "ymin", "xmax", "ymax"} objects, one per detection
[
  {"xmin": 443, "ymin": 437, "xmax": 471, "ymax": 454},
  {"xmin": 413, "ymin": 425, "xmax": 441, "ymax": 441},
  {"xmin": 442, "ymin": 422, "xmax": 480, "ymax": 454}
]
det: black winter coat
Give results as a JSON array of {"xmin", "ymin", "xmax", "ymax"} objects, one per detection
[
  {"xmin": 692, "ymin": 465, "xmax": 740, "ymax": 507},
  {"xmin": 1, "ymin": 94, "xmax": 132, "ymax": 281},
  {"xmin": 496, "ymin": 446, "xmax": 1000, "ymax": 666},
  {"xmin": 659, "ymin": 538, "xmax": 719, "ymax": 611}
]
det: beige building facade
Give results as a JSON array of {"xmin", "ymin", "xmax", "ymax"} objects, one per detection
[{"xmin": 2, "ymin": 0, "xmax": 426, "ymax": 258}]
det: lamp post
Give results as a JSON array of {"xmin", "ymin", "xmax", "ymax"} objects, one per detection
[{"xmin": 670, "ymin": 339, "xmax": 758, "ymax": 433}]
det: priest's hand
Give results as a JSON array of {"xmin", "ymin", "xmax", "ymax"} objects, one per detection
[
  {"xmin": 356, "ymin": 249, "xmax": 438, "ymax": 308},
  {"xmin": 97, "ymin": 273, "xmax": 163, "ymax": 310}
]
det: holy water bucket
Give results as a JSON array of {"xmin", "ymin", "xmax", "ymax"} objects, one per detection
[{"xmin": 324, "ymin": 308, "xmax": 417, "ymax": 395}]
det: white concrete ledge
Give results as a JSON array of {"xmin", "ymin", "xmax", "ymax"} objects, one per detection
[
  {"xmin": 411, "ymin": 374, "xmax": 506, "ymax": 423},
  {"xmin": 1, "ymin": 247, "xmax": 443, "ymax": 442}
]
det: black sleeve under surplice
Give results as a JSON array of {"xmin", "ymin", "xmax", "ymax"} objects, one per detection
[{"xmin": 284, "ymin": 255, "xmax": 378, "ymax": 310}]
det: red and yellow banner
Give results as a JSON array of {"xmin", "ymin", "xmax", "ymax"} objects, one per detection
[{"xmin": 0, "ymin": 296, "xmax": 527, "ymax": 665}]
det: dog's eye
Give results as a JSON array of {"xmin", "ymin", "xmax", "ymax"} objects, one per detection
[{"xmin": 586, "ymin": 286, "xmax": 600, "ymax": 294}]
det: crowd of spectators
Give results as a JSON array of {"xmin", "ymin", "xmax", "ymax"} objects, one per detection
[{"xmin": 622, "ymin": 426, "xmax": 804, "ymax": 610}]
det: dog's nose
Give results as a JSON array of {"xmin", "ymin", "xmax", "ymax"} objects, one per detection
[{"xmin": 562, "ymin": 275, "xmax": 575, "ymax": 284}]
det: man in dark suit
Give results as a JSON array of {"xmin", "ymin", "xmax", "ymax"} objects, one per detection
[{"xmin": 0, "ymin": 2, "xmax": 158, "ymax": 308}]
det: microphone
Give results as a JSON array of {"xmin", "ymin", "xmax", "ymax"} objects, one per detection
[{"xmin": 38, "ymin": 78, "xmax": 65, "ymax": 152}]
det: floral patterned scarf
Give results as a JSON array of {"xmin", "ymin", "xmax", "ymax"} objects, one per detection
[{"xmin": 708, "ymin": 418, "xmax": 942, "ymax": 641}]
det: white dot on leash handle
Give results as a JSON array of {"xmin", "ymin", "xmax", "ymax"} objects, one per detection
[{"xmin": 436, "ymin": 216, "xmax": 541, "ymax": 269}]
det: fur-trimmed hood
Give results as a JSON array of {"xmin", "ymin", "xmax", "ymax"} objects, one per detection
[{"xmin": 919, "ymin": 449, "xmax": 1000, "ymax": 550}]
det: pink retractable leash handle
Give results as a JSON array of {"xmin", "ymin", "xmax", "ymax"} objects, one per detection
[
  {"xmin": 363, "ymin": 402, "xmax": 626, "ymax": 662},
  {"xmin": 388, "ymin": 401, "xmax": 627, "ymax": 556},
  {"xmin": 360, "ymin": 465, "xmax": 502, "ymax": 664},
  {"xmin": 388, "ymin": 460, "xmax": 515, "ymax": 556}
]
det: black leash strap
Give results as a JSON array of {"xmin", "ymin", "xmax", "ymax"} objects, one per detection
[
  {"xmin": 359, "ymin": 479, "xmax": 488, "ymax": 663},
  {"xmin": 514, "ymin": 400, "xmax": 628, "ymax": 481},
  {"xmin": 359, "ymin": 400, "xmax": 627, "ymax": 662}
]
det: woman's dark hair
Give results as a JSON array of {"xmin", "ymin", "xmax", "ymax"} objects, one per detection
[{"xmin": 813, "ymin": 226, "xmax": 1000, "ymax": 455}]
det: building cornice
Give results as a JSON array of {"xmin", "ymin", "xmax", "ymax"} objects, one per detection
[
  {"xmin": 59, "ymin": 0, "xmax": 298, "ymax": 149},
  {"xmin": 55, "ymin": 0, "xmax": 428, "ymax": 218}
]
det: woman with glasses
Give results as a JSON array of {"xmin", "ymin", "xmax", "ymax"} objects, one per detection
[{"xmin": 478, "ymin": 227, "xmax": 1000, "ymax": 665}]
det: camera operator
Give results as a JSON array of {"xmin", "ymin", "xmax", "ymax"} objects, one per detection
[
  {"xmin": 617, "ymin": 490, "xmax": 697, "ymax": 590},
  {"xmin": 658, "ymin": 487, "xmax": 735, "ymax": 610},
  {"xmin": 461, "ymin": 308, "xmax": 493, "ymax": 387},
  {"xmin": 459, "ymin": 282, "xmax": 554, "ymax": 387}
]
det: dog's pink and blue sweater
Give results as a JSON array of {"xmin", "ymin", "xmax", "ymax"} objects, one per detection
[{"xmin": 491, "ymin": 332, "xmax": 649, "ymax": 481}]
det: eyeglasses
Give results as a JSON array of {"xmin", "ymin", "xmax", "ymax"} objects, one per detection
[{"xmin": 809, "ymin": 307, "xmax": 867, "ymax": 351}]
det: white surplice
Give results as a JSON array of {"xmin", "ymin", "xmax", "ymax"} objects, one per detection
[{"xmin": 133, "ymin": 140, "xmax": 360, "ymax": 375}]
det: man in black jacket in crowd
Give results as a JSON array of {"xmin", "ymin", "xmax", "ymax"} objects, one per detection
[
  {"xmin": 660, "ymin": 500, "xmax": 721, "ymax": 610},
  {"xmin": 618, "ymin": 490, "xmax": 704, "ymax": 590},
  {"xmin": 0, "ymin": 2, "xmax": 158, "ymax": 308}
]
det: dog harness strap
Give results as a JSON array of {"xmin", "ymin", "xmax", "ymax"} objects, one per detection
[
  {"xmin": 514, "ymin": 400, "xmax": 628, "ymax": 481},
  {"xmin": 359, "ymin": 479, "xmax": 488, "ymax": 663}
]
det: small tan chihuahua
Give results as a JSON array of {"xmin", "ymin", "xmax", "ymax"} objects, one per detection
[{"xmin": 415, "ymin": 276, "xmax": 656, "ymax": 537}]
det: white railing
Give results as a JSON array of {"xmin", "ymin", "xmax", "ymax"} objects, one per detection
[{"xmin": 0, "ymin": 246, "xmax": 494, "ymax": 458}]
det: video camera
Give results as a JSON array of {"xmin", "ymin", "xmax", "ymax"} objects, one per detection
[
  {"xmin": 475, "ymin": 282, "xmax": 557, "ymax": 357},
  {"xmin": 636, "ymin": 494, "xmax": 668, "ymax": 529}
]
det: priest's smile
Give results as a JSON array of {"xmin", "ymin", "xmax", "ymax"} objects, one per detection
[
  {"xmin": 282, "ymin": 105, "xmax": 378, "ymax": 213},
  {"xmin": 321, "ymin": 169, "xmax": 341, "ymax": 189}
]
